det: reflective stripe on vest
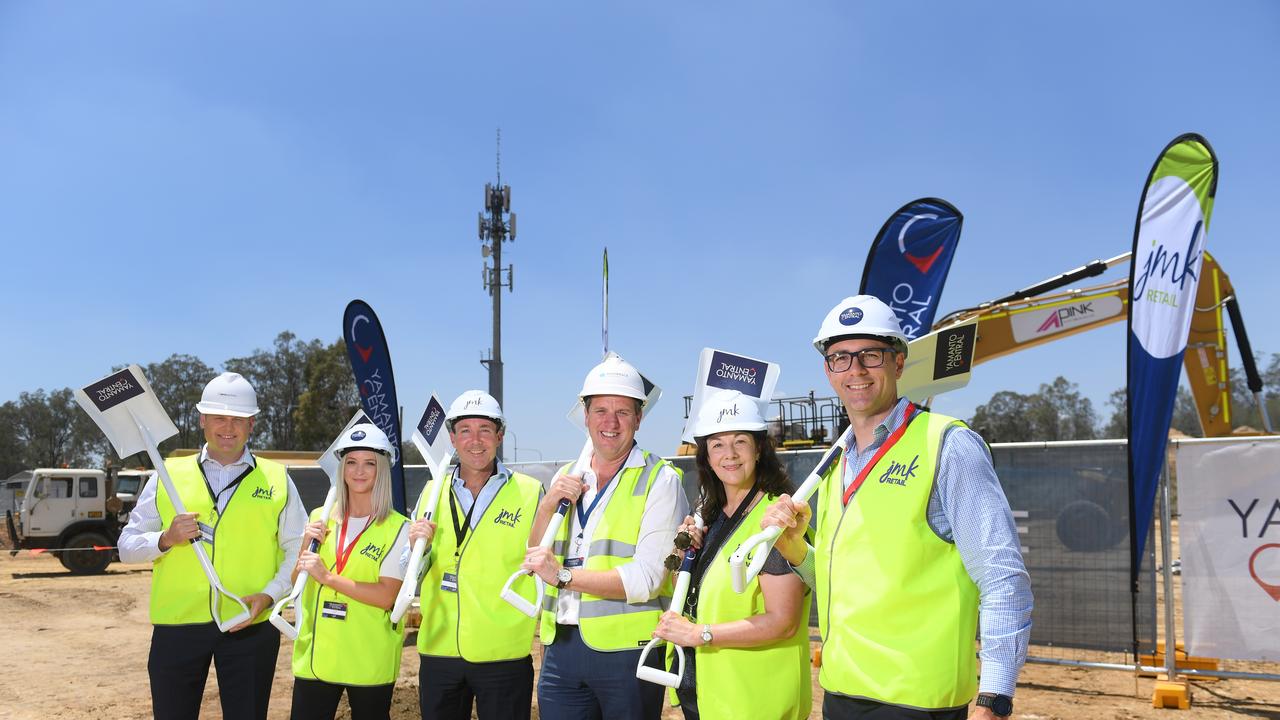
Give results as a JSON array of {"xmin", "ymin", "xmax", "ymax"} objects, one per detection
[
  {"xmin": 151, "ymin": 455, "xmax": 287, "ymax": 626},
  {"xmin": 292, "ymin": 509, "xmax": 408, "ymax": 686},
  {"xmin": 539, "ymin": 450, "xmax": 678, "ymax": 650},
  {"xmin": 416, "ymin": 471, "xmax": 542, "ymax": 662},
  {"xmin": 815, "ymin": 411, "xmax": 978, "ymax": 710},
  {"xmin": 673, "ymin": 496, "xmax": 813, "ymax": 719}
]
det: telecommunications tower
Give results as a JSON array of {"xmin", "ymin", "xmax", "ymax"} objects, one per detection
[{"xmin": 479, "ymin": 130, "xmax": 516, "ymax": 457}]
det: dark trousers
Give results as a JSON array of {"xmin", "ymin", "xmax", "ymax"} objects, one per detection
[
  {"xmin": 418, "ymin": 654, "xmax": 533, "ymax": 720},
  {"xmin": 148, "ymin": 621, "xmax": 280, "ymax": 720},
  {"xmin": 290, "ymin": 677, "xmax": 394, "ymax": 720},
  {"xmin": 537, "ymin": 624, "xmax": 664, "ymax": 720},
  {"xmin": 823, "ymin": 693, "xmax": 969, "ymax": 720}
]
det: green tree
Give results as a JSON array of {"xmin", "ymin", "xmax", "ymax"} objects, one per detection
[
  {"xmin": 969, "ymin": 377, "xmax": 1097, "ymax": 443},
  {"xmin": 1100, "ymin": 385, "xmax": 1202, "ymax": 439},
  {"xmin": 294, "ymin": 339, "xmax": 361, "ymax": 450},
  {"xmin": 226, "ymin": 331, "xmax": 322, "ymax": 450},
  {"xmin": 146, "ymin": 353, "xmax": 215, "ymax": 452},
  {"xmin": 1228, "ymin": 352, "xmax": 1280, "ymax": 432},
  {"xmin": 7, "ymin": 389, "xmax": 96, "ymax": 469}
]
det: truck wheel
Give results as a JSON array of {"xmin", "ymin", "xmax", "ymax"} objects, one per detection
[
  {"xmin": 59, "ymin": 532, "xmax": 113, "ymax": 574},
  {"xmin": 1055, "ymin": 500, "xmax": 1122, "ymax": 552}
]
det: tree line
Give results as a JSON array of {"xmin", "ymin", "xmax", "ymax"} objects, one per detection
[
  {"xmin": 2, "ymin": 336, "xmax": 1277, "ymax": 478},
  {"xmin": 967, "ymin": 354, "xmax": 1280, "ymax": 443}
]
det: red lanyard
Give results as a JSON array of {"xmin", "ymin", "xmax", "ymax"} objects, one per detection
[
  {"xmin": 842, "ymin": 403, "xmax": 918, "ymax": 506},
  {"xmin": 334, "ymin": 514, "xmax": 372, "ymax": 574}
]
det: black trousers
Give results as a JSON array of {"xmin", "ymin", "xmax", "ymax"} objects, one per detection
[
  {"xmin": 418, "ymin": 654, "xmax": 533, "ymax": 720},
  {"xmin": 823, "ymin": 694, "xmax": 969, "ymax": 720},
  {"xmin": 290, "ymin": 677, "xmax": 394, "ymax": 720},
  {"xmin": 148, "ymin": 621, "xmax": 280, "ymax": 720}
]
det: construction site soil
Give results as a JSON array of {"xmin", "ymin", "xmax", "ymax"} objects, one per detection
[{"xmin": 2, "ymin": 551, "xmax": 1277, "ymax": 719}]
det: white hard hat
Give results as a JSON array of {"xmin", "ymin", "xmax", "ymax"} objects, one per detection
[
  {"xmin": 196, "ymin": 372, "xmax": 260, "ymax": 417},
  {"xmin": 579, "ymin": 355, "xmax": 647, "ymax": 403},
  {"xmin": 333, "ymin": 423, "xmax": 394, "ymax": 458},
  {"xmin": 692, "ymin": 390, "xmax": 767, "ymax": 439},
  {"xmin": 812, "ymin": 295, "xmax": 909, "ymax": 353},
  {"xmin": 446, "ymin": 390, "xmax": 505, "ymax": 432}
]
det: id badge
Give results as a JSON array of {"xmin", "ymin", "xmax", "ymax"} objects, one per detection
[
  {"xmin": 196, "ymin": 522, "xmax": 215, "ymax": 545},
  {"xmin": 564, "ymin": 557, "xmax": 584, "ymax": 569},
  {"xmin": 441, "ymin": 572, "xmax": 459, "ymax": 593},
  {"xmin": 321, "ymin": 601, "xmax": 347, "ymax": 620}
]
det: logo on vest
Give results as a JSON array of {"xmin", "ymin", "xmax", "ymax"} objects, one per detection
[
  {"xmin": 878, "ymin": 455, "xmax": 919, "ymax": 486},
  {"xmin": 359, "ymin": 542, "xmax": 384, "ymax": 562},
  {"xmin": 494, "ymin": 507, "xmax": 523, "ymax": 528},
  {"xmin": 251, "ymin": 486, "xmax": 275, "ymax": 500}
]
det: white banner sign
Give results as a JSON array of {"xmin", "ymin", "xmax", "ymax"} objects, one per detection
[{"xmin": 1177, "ymin": 440, "xmax": 1280, "ymax": 661}]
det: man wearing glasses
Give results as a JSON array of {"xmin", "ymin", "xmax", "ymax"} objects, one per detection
[{"xmin": 761, "ymin": 295, "xmax": 1031, "ymax": 720}]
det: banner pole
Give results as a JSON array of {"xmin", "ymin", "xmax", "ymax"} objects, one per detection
[{"xmin": 1159, "ymin": 454, "xmax": 1177, "ymax": 682}]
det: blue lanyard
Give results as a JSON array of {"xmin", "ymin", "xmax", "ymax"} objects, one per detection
[{"xmin": 575, "ymin": 460, "xmax": 626, "ymax": 533}]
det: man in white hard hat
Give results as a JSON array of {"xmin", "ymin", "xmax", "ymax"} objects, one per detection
[
  {"xmin": 119, "ymin": 371, "xmax": 308, "ymax": 720},
  {"xmin": 522, "ymin": 356, "xmax": 689, "ymax": 720},
  {"xmin": 760, "ymin": 296, "xmax": 1032, "ymax": 720},
  {"xmin": 408, "ymin": 390, "xmax": 544, "ymax": 720}
]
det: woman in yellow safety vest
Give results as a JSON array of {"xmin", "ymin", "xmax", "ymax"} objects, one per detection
[
  {"xmin": 289, "ymin": 423, "xmax": 410, "ymax": 720},
  {"xmin": 651, "ymin": 390, "xmax": 812, "ymax": 720}
]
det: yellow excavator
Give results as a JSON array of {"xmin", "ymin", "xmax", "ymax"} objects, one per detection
[{"xmin": 680, "ymin": 250, "xmax": 1271, "ymax": 453}]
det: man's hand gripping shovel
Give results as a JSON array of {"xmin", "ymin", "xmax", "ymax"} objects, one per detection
[
  {"xmin": 74, "ymin": 365, "xmax": 253, "ymax": 633},
  {"xmin": 268, "ymin": 410, "xmax": 368, "ymax": 639},
  {"xmin": 389, "ymin": 394, "xmax": 455, "ymax": 624},
  {"xmin": 636, "ymin": 512, "xmax": 704, "ymax": 688}
]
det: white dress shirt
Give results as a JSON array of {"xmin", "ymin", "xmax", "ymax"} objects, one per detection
[
  {"xmin": 117, "ymin": 445, "xmax": 307, "ymax": 603},
  {"xmin": 554, "ymin": 445, "xmax": 688, "ymax": 625}
]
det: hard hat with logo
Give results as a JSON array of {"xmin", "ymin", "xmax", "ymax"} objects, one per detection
[
  {"xmin": 579, "ymin": 354, "xmax": 647, "ymax": 403},
  {"xmin": 333, "ymin": 423, "xmax": 394, "ymax": 458},
  {"xmin": 812, "ymin": 295, "xmax": 909, "ymax": 354},
  {"xmin": 195, "ymin": 372, "xmax": 260, "ymax": 417},
  {"xmin": 692, "ymin": 390, "xmax": 768, "ymax": 439},
  {"xmin": 446, "ymin": 390, "xmax": 505, "ymax": 432}
]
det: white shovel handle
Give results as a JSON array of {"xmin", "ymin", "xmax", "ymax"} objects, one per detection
[
  {"xmin": 269, "ymin": 486, "xmax": 339, "ymax": 639},
  {"xmin": 132, "ymin": 410, "xmax": 252, "ymax": 633},
  {"xmin": 500, "ymin": 440, "xmax": 593, "ymax": 617},
  {"xmin": 728, "ymin": 441, "xmax": 845, "ymax": 594},
  {"xmin": 637, "ymin": 640, "xmax": 685, "ymax": 689},
  {"xmin": 391, "ymin": 460, "xmax": 452, "ymax": 623}
]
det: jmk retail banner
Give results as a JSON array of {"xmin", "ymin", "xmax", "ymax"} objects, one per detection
[{"xmin": 1177, "ymin": 440, "xmax": 1280, "ymax": 661}]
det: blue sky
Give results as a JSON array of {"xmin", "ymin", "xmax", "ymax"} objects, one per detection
[{"xmin": 3, "ymin": 2, "xmax": 1278, "ymax": 462}]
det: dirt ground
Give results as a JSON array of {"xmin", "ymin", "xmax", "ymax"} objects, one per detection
[{"xmin": 2, "ymin": 550, "xmax": 1278, "ymax": 719}]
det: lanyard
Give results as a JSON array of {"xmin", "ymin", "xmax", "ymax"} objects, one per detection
[
  {"xmin": 574, "ymin": 459, "xmax": 626, "ymax": 535},
  {"xmin": 449, "ymin": 486, "xmax": 479, "ymax": 556},
  {"xmin": 334, "ymin": 514, "xmax": 372, "ymax": 575},
  {"xmin": 687, "ymin": 485, "xmax": 760, "ymax": 614},
  {"xmin": 842, "ymin": 403, "xmax": 919, "ymax": 507}
]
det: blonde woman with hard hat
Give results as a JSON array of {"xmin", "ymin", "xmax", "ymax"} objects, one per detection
[
  {"xmin": 288, "ymin": 422, "xmax": 411, "ymax": 720},
  {"xmin": 760, "ymin": 295, "xmax": 1031, "ymax": 720},
  {"xmin": 650, "ymin": 390, "xmax": 811, "ymax": 720},
  {"xmin": 118, "ymin": 372, "xmax": 309, "ymax": 720},
  {"xmin": 406, "ymin": 390, "xmax": 544, "ymax": 720},
  {"xmin": 523, "ymin": 355, "xmax": 689, "ymax": 720}
]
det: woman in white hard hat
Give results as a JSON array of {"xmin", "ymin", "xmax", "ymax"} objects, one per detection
[
  {"xmin": 651, "ymin": 390, "xmax": 811, "ymax": 720},
  {"xmin": 407, "ymin": 390, "xmax": 544, "ymax": 720},
  {"xmin": 289, "ymin": 423, "xmax": 411, "ymax": 720}
]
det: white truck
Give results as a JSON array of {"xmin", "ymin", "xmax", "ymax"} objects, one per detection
[{"xmin": 5, "ymin": 468, "xmax": 153, "ymax": 574}]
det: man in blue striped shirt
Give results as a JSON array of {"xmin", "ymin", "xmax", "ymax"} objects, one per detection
[{"xmin": 762, "ymin": 295, "xmax": 1031, "ymax": 720}]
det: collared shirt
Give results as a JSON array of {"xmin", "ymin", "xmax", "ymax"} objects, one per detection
[
  {"xmin": 117, "ymin": 445, "xmax": 307, "ymax": 603},
  {"xmin": 555, "ymin": 444, "xmax": 689, "ymax": 625},
  {"xmin": 449, "ymin": 461, "xmax": 511, "ymax": 527},
  {"xmin": 792, "ymin": 397, "xmax": 1032, "ymax": 696}
]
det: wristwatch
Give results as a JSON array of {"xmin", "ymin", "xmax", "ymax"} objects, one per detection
[
  {"xmin": 700, "ymin": 624, "xmax": 713, "ymax": 645},
  {"xmin": 555, "ymin": 567, "xmax": 572, "ymax": 589},
  {"xmin": 975, "ymin": 693, "xmax": 1013, "ymax": 717}
]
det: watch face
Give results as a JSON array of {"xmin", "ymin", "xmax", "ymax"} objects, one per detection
[
  {"xmin": 557, "ymin": 568, "xmax": 571, "ymax": 583},
  {"xmin": 979, "ymin": 695, "xmax": 1013, "ymax": 715}
]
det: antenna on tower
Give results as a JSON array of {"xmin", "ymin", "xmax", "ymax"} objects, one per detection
[
  {"xmin": 479, "ymin": 127, "xmax": 516, "ymax": 459},
  {"xmin": 496, "ymin": 128, "xmax": 502, "ymax": 186}
]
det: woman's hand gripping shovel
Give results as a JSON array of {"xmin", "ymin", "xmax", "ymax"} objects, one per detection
[
  {"xmin": 727, "ymin": 432, "xmax": 849, "ymax": 594},
  {"xmin": 636, "ymin": 512, "xmax": 704, "ymax": 688},
  {"xmin": 499, "ymin": 440, "xmax": 592, "ymax": 618},
  {"xmin": 390, "ymin": 394, "xmax": 455, "ymax": 623},
  {"xmin": 74, "ymin": 365, "xmax": 253, "ymax": 632},
  {"xmin": 268, "ymin": 410, "xmax": 368, "ymax": 639}
]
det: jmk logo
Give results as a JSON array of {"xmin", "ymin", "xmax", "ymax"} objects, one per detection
[
  {"xmin": 1134, "ymin": 221, "xmax": 1202, "ymax": 301},
  {"xmin": 359, "ymin": 542, "xmax": 384, "ymax": 562},
  {"xmin": 717, "ymin": 405, "xmax": 740, "ymax": 423},
  {"xmin": 251, "ymin": 487, "xmax": 275, "ymax": 500},
  {"xmin": 877, "ymin": 456, "xmax": 919, "ymax": 486},
  {"xmin": 494, "ymin": 507, "xmax": 523, "ymax": 528}
]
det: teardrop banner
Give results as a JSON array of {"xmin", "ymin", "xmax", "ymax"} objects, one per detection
[
  {"xmin": 343, "ymin": 299, "xmax": 407, "ymax": 514},
  {"xmin": 860, "ymin": 197, "xmax": 964, "ymax": 340},
  {"xmin": 1126, "ymin": 133, "xmax": 1219, "ymax": 583}
]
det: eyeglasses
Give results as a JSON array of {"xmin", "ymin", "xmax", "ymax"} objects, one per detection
[{"xmin": 824, "ymin": 347, "xmax": 897, "ymax": 373}]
